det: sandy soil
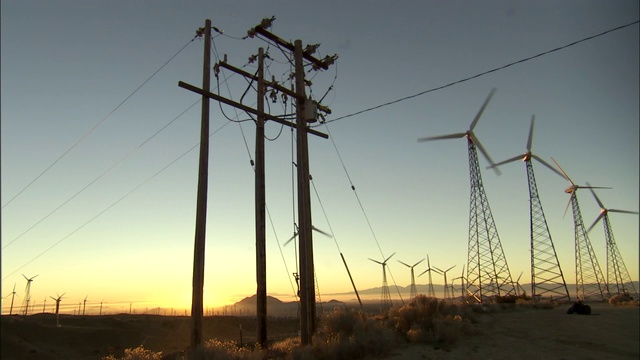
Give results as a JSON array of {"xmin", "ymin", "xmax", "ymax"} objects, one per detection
[
  {"xmin": 2, "ymin": 303, "xmax": 638, "ymax": 359},
  {"xmin": 381, "ymin": 303, "xmax": 639, "ymax": 360}
]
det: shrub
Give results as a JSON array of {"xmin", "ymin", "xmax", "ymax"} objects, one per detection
[
  {"xmin": 388, "ymin": 295, "xmax": 474, "ymax": 347},
  {"xmin": 101, "ymin": 346, "xmax": 163, "ymax": 360}
]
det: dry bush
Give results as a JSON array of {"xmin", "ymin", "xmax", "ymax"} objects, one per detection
[
  {"xmin": 101, "ymin": 346, "xmax": 163, "ymax": 360},
  {"xmin": 388, "ymin": 295, "xmax": 474, "ymax": 347},
  {"xmin": 608, "ymin": 294, "xmax": 637, "ymax": 306},
  {"xmin": 305, "ymin": 306, "xmax": 397, "ymax": 360}
]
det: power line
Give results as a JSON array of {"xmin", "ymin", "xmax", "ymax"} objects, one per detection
[
  {"xmin": 2, "ymin": 121, "xmax": 232, "ymax": 281},
  {"xmin": 2, "ymin": 100, "xmax": 201, "ymax": 250},
  {"xmin": 2, "ymin": 36, "xmax": 198, "ymax": 209},
  {"xmin": 323, "ymin": 19, "xmax": 639, "ymax": 125}
]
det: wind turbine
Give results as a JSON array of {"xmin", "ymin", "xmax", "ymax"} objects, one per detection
[
  {"xmin": 490, "ymin": 116, "xmax": 570, "ymax": 302},
  {"xmin": 586, "ymin": 186, "xmax": 639, "ymax": 299},
  {"xmin": 5, "ymin": 284, "xmax": 18, "ymax": 315},
  {"xmin": 369, "ymin": 252, "xmax": 395, "ymax": 312},
  {"xmin": 418, "ymin": 89, "xmax": 515, "ymax": 302},
  {"xmin": 21, "ymin": 274, "xmax": 38, "ymax": 316},
  {"xmin": 433, "ymin": 265, "xmax": 456, "ymax": 299},
  {"xmin": 82, "ymin": 295, "xmax": 88, "ymax": 316},
  {"xmin": 50, "ymin": 293, "xmax": 65, "ymax": 327},
  {"xmin": 418, "ymin": 255, "xmax": 437, "ymax": 298},
  {"xmin": 100, "ymin": 299, "xmax": 105, "ymax": 316},
  {"xmin": 398, "ymin": 258, "xmax": 425, "ymax": 301},
  {"xmin": 283, "ymin": 225, "xmax": 332, "ymax": 247},
  {"xmin": 451, "ymin": 265, "xmax": 466, "ymax": 299},
  {"xmin": 552, "ymin": 158, "xmax": 610, "ymax": 301}
]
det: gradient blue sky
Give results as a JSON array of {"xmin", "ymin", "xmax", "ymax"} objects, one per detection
[{"xmin": 2, "ymin": 1, "xmax": 638, "ymax": 313}]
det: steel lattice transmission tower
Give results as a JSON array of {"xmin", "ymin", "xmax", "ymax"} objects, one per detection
[
  {"xmin": 491, "ymin": 116, "xmax": 570, "ymax": 301},
  {"xmin": 419, "ymin": 89, "xmax": 515, "ymax": 303},
  {"xmin": 586, "ymin": 187, "xmax": 639, "ymax": 299},
  {"xmin": 369, "ymin": 253, "xmax": 395, "ymax": 312},
  {"xmin": 398, "ymin": 258, "xmax": 425, "ymax": 301},
  {"xmin": 553, "ymin": 159, "xmax": 610, "ymax": 302}
]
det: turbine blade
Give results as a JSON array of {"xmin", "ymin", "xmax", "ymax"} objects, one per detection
[
  {"xmin": 427, "ymin": 255, "xmax": 431, "ymax": 268},
  {"xmin": 608, "ymin": 209, "xmax": 639, "ymax": 215},
  {"xmin": 586, "ymin": 183, "xmax": 605, "ymax": 209},
  {"xmin": 532, "ymin": 155, "xmax": 564, "ymax": 178},
  {"xmin": 489, "ymin": 154, "xmax": 523, "ymax": 169},
  {"xmin": 398, "ymin": 260, "xmax": 411, "ymax": 268},
  {"xmin": 563, "ymin": 192, "xmax": 574, "ymax": 219},
  {"xmin": 432, "ymin": 266, "xmax": 443, "ymax": 273},
  {"xmin": 587, "ymin": 213, "xmax": 605, "ymax": 233},
  {"xmin": 283, "ymin": 232, "xmax": 298, "ymax": 247},
  {"xmin": 384, "ymin": 252, "xmax": 396, "ymax": 263},
  {"xmin": 551, "ymin": 157, "xmax": 574, "ymax": 185},
  {"xmin": 418, "ymin": 132, "xmax": 466, "ymax": 142},
  {"xmin": 368, "ymin": 258, "xmax": 383, "ymax": 265},
  {"xmin": 446, "ymin": 265, "xmax": 456, "ymax": 272},
  {"xmin": 412, "ymin": 258, "xmax": 425, "ymax": 267},
  {"xmin": 526, "ymin": 115, "xmax": 535, "ymax": 151},
  {"xmin": 469, "ymin": 88, "xmax": 497, "ymax": 131},
  {"xmin": 471, "ymin": 133, "xmax": 501, "ymax": 175},
  {"xmin": 418, "ymin": 269, "xmax": 428, "ymax": 277},
  {"xmin": 311, "ymin": 226, "xmax": 332, "ymax": 238}
]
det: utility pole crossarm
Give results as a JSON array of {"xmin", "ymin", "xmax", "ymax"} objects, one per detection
[
  {"xmin": 178, "ymin": 81, "xmax": 328, "ymax": 139},
  {"xmin": 250, "ymin": 25, "xmax": 336, "ymax": 71},
  {"xmin": 217, "ymin": 61, "xmax": 298, "ymax": 99}
]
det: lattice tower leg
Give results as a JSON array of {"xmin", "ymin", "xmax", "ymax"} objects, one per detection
[
  {"xmin": 465, "ymin": 140, "xmax": 516, "ymax": 303},
  {"xmin": 410, "ymin": 271, "xmax": 417, "ymax": 301},
  {"xmin": 602, "ymin": 215, "xmax": 638, "ymax": 298},
  {"xmin": 526, "ymin": 161, "xmax": 570, "ymax": 301},
  {"xmin": 428, "ymin": 273, "xmax": 435, "ymax": 298},
  {"xmin": 571, "ymin": 195, "xmax": 609, "ymax": 301},
  {"xmin": 381, "ymin": 267, "xmax": 392, "ymax": 313}
]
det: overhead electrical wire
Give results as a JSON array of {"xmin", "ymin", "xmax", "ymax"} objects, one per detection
[
  {"xmin": 322, "ymin": 19, "xmax": 640, "ymax": 125},
  {"xmin": 3, "ymin": 120, "xmax": 233, "ymax": 281},
  {"xmin": 2, "ymin": 35, "xmax": 201, "ymax": 209},
  {"xmin": 2, "ymin": 99, "xmax": 201, "ymax": 250}
]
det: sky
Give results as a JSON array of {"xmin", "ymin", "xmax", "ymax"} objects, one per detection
[{"xmin": 2, "ymin": 1, "xmax": 638, "ymax": 314}]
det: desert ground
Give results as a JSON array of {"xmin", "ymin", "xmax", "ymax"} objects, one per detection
[
  {"xmin": 382, "ymin": 302, "xmax": 639, "ymax": 360},
  {"xmin": 1, "ymin": 302, "xmax": 638, "ymax": 359}
]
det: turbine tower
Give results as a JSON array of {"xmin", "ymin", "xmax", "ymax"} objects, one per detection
[
  {"xmin": 50, "ymin": 293, "xmax": 65, "ymax": 327},
  {"xmin": 553, "ymin": 158, "xmax": 610, "ymax": 302},
  {"xmin": 490, "ymin": 116, "xmax": 570, "ymax": 302},
  {"xmin": 5, "ymin": 284, "xmax": 18, "ymax": 315},
  {"xmin": 418, "ymin": 255, "xmax": 437, "ymax": 298},
  {"xmin": 398, "ymin": 258, "xmax": 425, "ymax": 301},
  {"xmin": 586, "ymin": 186, "xmax": 639, "ymax": 299},
  {"xmin": 433, "ymin": 265, "xmax": 456, "ymax": 299},
  {"xmin": 21, "ymin": 274, "xmax": 38, "ymax": 316},
  {"xmin": 369, "ymin": 252, "xmax": 395, "ymax": 312},
  {"xmin": 419, "ymin": 89, "xmax": 515, "ymax": 302},
  {"xmin": 451, "ymin": 265, "xmax": 466, "ymax": 299}
]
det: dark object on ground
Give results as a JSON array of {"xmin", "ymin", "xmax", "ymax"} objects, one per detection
[{"xmin": 567, "ymin": 301, "xmax": 591, "ymax": 315}]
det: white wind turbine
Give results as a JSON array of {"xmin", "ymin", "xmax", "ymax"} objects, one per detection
[
  {"xmin": 418, "ymin": 255, "xmax": 438, "ymax": 298},
  {"xmin": 489, "ymin": 116, "xmax": 570, "ymax": 302},
  {"xmin": 418, "ymin": 89, "xmax": 516, "ymax": 302},
  {"xmin": 552, "ymin": 158, "xmax": 610, "ymax": 301},
  {"xmin": 369, "ymin": 252, "xmax": 396, "ymax": 312},
  {"xmin": 586, "ymin": 185, "xmax": 639, "ymax": 299},
  {"xmin": 398, "ymin": 258, "xmax": 425, "ymax": 301}
]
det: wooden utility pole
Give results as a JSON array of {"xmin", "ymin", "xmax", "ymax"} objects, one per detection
[
  {"xmin": 294, "ymin": 39, "xmax": 314, "ymax": 343},
  {"xmin": 255, "ymin": 47, "xmax": 267, "ymax": 348},
  {"xmin": 178, "ymin": 17, "xmax": 335, "ymax": 348},
  {"xmin": 190, "ymin": 18, "xmax": 211, "ymax": 353}
]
